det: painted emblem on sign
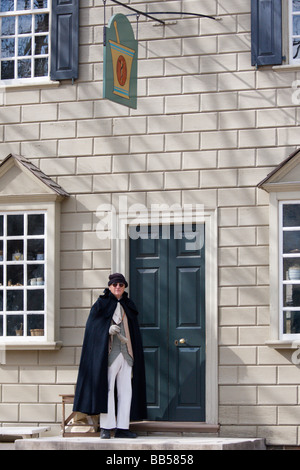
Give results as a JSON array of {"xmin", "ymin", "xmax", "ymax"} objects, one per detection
[
  {"xmin": 103, "ymin": 14, "xmax": 138, "ymax": 109},
  {"xmin": 117, "ymin": 55, "xmax": 127, "ymax": 86}
]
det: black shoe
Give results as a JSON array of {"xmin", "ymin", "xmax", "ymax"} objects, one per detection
[
  {"xmin": 100, "ymin": 428, "xmax": 111, "ymax": 439},
  {"xmin": 114, "ymin": 428, "xmax": 137, "ymax": 439}
]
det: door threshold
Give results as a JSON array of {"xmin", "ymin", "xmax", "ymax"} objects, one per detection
[{"xmin": 130, "ymin": 421, "xmax": 219, "ymax": 434}]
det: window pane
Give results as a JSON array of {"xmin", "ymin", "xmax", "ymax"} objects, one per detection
[
  {"xmin": 0, "ymin": 215, "xmax": 3, "ymax": 236},
  {"xmin": 7, "ymin": 265, "xmax": 23, "ymax": 286},
  {"xmin": 293, "ymin": 0, "xmax": 300, "ymax": 12},
  {"xmin": 6, "ymin": 314, "xmax": 23, "ymax": 336},
  {"xmin": 27, "ymin": 239, "xmax": 44, "ymax": 260},
  {"xmin": 27, "ymin": 264, "xmax": 44, "ymax": 285},
  {"xmin": 7, "ymin": 240, "xmax": 24, "ymax": 261},
  {"xmin": 7, "ymin": 290, "xmax": 23, "ymax": 311},
  {"xmin": 28, "ymin": 214, "xmax": 44, "ymax": 235},
  {"xmin": 0, "ymin": 291, "xmax": 3, "ymax": 311},
  {"xmin": 0, "ymin": 0, "xmax": 14, "ymax": 12},
  {"xmin": 17, "ymin": 0, "xmax": 32, "ymax": 10},
  {"xmin": 283, "ymin": 231, "xmax": 300, "ymax": 254},
  {"xmin": 7, "ymin": 214, "xmax": 24, "ymax": 236},
  {"xmin": 284, "ymin": 258, "xmax": 300, "ymax": 280},
  {"xmin": 18, "ymin": 36, "xmax": 31, "ymax": 56},
  {"xmin": 18, "ymin": 58, "xmax": 31, "ymax": 77},
  {"xmin": 18, "ymin": 14, "xmax": 32, "ymax": 34},
  {"xmin": 1, "ymin": 16, "xmax": 15, "ymax": 35},
  {"xmin": 283, "ymin": 204, "xmax": 300, "ymax": 227},
  {"xmin": 35, "ymin": 35, "xmax": 47, "ymax": 55},
  {"xmin": 284, "ymin": 311, "xmax": 300, "ymax": 334},
  {"xmin": 1, "ymin": 59, "xmax": 14, "ymax": 79},
  {"xmin": 1, "ymin": 37, "xmax": 15, "ymax": 58},
  {"xmin": 27, "ymin": 289, "xmax": 44, "ymax": 311},
  {"xmin": 284, "ymin": 284, "xmax": 300, "ymax": 307},
  {"xmin": 293, "ymin": 16, "xmax": 300, "ymax": 36},
  {"xmin": 293, "ymin": 39, "xmax": 300, "ymax": 60},
  {"xmin": 27, "ymin": 314, "xmax": 44, "ymax": 336},
  {"xmin": 0, "ymin": 315, "xmax": 2, "ymax": 335},
  {"xmin": 34, "ymin": 56, "xmax": 47, "ymax": 76},
  {"xmin": 34, "ymin": 0, "xmax": 47, "ymax": 8},
  {"xmin": 35, "ymin": 13, "xmax": 48, "ymax": 32}
]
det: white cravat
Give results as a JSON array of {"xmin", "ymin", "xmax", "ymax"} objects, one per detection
[{"xmin": 112, "ymin": 301, "xmax": 122, "ymax": 325}]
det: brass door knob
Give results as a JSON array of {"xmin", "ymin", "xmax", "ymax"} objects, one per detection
[{"xmin": 175, "ymin": 338, "xmax": 187, "ymax": 346}]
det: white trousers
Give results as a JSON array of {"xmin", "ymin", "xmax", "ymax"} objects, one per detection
[{"xmin": 100, "ymin": 353, "xmax": 132, "ymax": 430}]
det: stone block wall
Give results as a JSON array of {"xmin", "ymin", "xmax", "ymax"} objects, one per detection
[{"xmin": 0, "ymin": 0, "xmax": 299, "ymax": 445}]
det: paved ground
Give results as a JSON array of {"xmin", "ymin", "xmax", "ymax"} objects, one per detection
[
  {"xmin": 13, "ymin": 436, "xmax": 266, "ymax": 451},
  {"xmin": 0, "ymin": 442, "xmax": 15, "ymax": 450}
]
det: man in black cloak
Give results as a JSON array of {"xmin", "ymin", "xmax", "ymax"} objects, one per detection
[{"xmin": 73, "ymin": 273, "xmax": 147, "ymax": 439}]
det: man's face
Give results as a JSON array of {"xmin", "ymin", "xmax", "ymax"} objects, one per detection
[{"xmin": 109, "ymin": 282, "xmax": 125, "ymax": 300}]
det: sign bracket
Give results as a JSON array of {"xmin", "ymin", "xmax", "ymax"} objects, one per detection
[
  {"xmin": 106, "ymin": 0, "xmax": 166, "ymax": 25},
  {"xmin": 105, "ymin": 0, "xmax": 219, "ymax": 25}
]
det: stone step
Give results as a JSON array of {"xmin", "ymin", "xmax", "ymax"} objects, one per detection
[
  {"xmin": 15, "ymin": 436, "xmax": 266, "ymax": 451},
  {"xmin": 0, "ymin": 426, "xmax": 51, "ymax": 439}
]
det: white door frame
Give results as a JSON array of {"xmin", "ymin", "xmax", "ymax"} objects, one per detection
[{"xmin": 110, "ymin": 203, "xmax": 218, "ymax": 425}]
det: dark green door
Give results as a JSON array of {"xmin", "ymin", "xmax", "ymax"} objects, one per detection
[{"xmin": 130, "ymin": 225, "xmax": 205, "ymax": 422}]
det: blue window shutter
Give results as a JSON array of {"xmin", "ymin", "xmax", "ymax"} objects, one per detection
[
  {"xmin": 51, "ymin": 0, "xmax": 79, "ymax": 81},
  {"xmin": 251, "ymin": 0, "xmax": 282, "ymax": 66}
]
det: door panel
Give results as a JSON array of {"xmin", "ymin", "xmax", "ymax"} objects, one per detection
[
  {"xmin": 168, "ymin": 226, "xmax": 205, "ymax": 421},
  {"xmin": 143, "ymin": 348, "xmax": 159, "ymax": 406},
  {"xmin": 136, "ymin": 268, "xmax": 159, "ymax": 326},
  {"xmin": 177, "ymin": 268, "xmax": 199, "ymax": 325},
  {"xmin": 130, "ymin": 227, "xmax": 168, "ymax": 420},
  {"xmin": 130, "ymin": 225, "xmax": 205, "ymax": 422}
]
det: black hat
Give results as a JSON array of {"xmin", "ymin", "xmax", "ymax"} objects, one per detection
[{"xmin": 108, "ymin": 273, "xmax": 128, "ymax": 288}]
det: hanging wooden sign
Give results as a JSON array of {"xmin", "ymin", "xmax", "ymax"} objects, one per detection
[{"xmin": 103, "ymin": 13, "xmax": 138, "ymax": 109}]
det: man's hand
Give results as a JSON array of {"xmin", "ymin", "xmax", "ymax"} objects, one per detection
[{"xmin": 109, "ymin": 324, "xmax": 121, "ymax": 335}]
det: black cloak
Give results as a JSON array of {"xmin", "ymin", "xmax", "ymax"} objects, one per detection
[{"xmin": 73, "ymin": 289, "xmax": 147, "ymax": 421}]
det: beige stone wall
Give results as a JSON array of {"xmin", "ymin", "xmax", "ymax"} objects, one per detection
[{"xmin": 0, "ymin": 0, "xmax": 300, "ymax": 445}]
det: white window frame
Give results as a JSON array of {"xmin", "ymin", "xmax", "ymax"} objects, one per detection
[
  {"xmin": 289, "ymin": 0, "xmax": 300, "ymax": 65},
  {"xmin": 273, "ymin": 0, "xmax": 300, "ymax": 70},
  {"xmin": 265, "ymin": 190, "xmax": 300, "ymax": 349},
  {"xmin": 0, "ymin": 210, "xmax": 47, "ymax": 341},
  {"xmin": 0, "ymin": 201, "xmax": 61, "ymax": 350},
  {"xmin": 0, "ymin": 0, "xmax": 51, "ymax": 86},
  {"xmin": 279, "ymin": 200, "xmax": 300, "ymax": 340}
]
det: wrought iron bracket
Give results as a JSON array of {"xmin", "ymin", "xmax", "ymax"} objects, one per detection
[{"xmin": 105, "ymin": 0, "xmax": 218, "ymax": 25}]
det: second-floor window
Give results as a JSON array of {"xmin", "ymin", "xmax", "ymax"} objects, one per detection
[
  {"xmin": 290, "ymin": 0, "xmax": 300, "ymax": 64},
  {"xmin": 0, "ymin": 0, "xmax": 49, "ymax": 82}
]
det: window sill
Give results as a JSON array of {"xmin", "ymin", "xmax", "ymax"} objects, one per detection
[
  {"xmin": 0, "ymin": 79, "xmax": 60, "ymax": 91},
  {"xmin": 0, "ymin": 341, "xmax": 62, "ymax": 351},
  {"xmin": 265, "ymin": 340, "xmax": 300, "ymax": 349},
  {"xmin": 272, "ymin": 64, "xmax": 300, "ymax": 72}
]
